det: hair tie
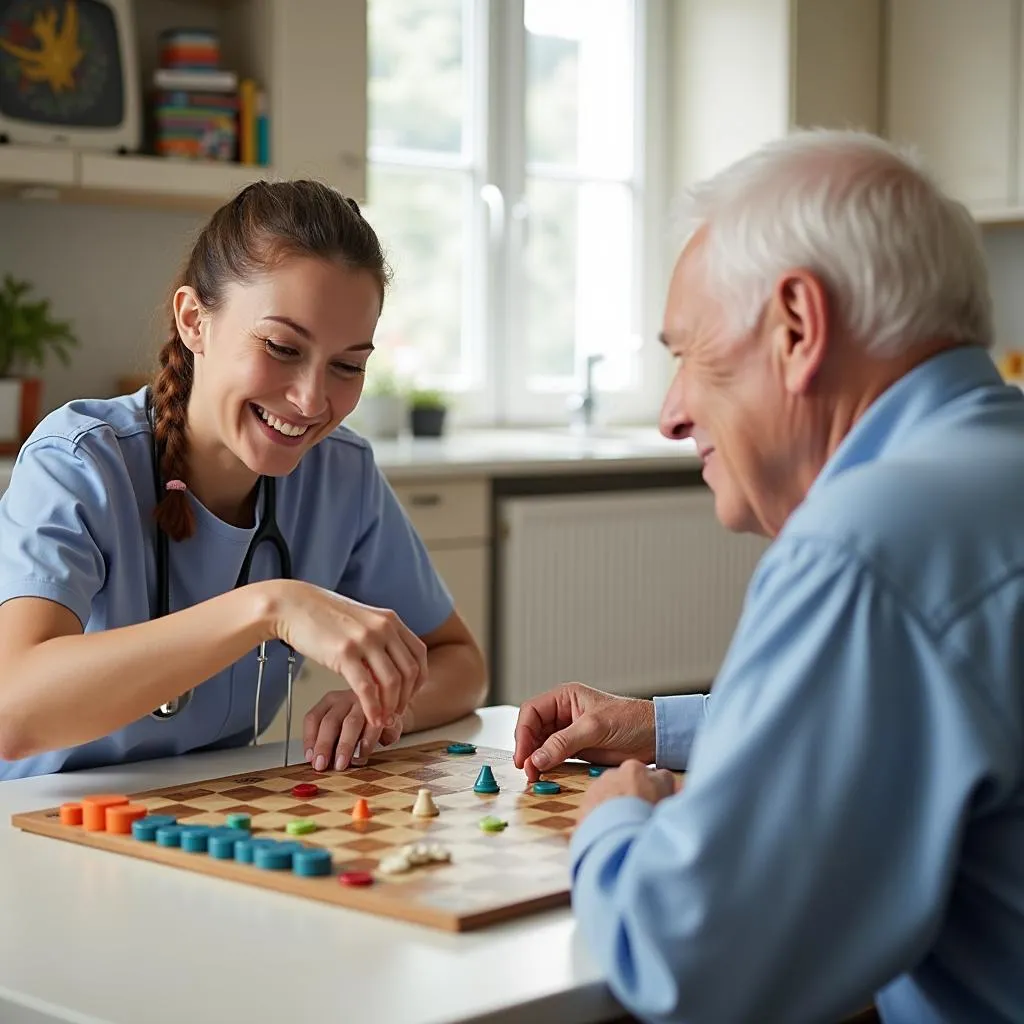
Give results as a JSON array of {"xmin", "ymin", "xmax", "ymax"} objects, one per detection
[{"xmin": 165, "ymin": 480, "xmax": 187, "ymax": 492}]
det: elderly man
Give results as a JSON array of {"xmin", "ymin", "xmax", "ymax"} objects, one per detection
[{"xmin": 514, "ymin": 129, "xmax": 1024, "ymax": 1024}]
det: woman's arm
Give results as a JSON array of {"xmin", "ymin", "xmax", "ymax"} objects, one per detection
[
  {"xmin": 0, "ymin": 579, "xmax": 428, "ymax": 763},
  {"xmin": 403, "ymin": 610, "xmax": 487, "ymax": 733},
  {"xmin": 0, "ymin": 587, "xmax": 273, "ymax": 762}
]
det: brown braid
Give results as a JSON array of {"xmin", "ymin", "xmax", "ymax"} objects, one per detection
[
  {"xmin": 148, "ymin": 180, "xmax": 391, "ymax": 542},
  {"xmin": 151, "ymin": 317, "xmax": 195, "ymax": 541}
]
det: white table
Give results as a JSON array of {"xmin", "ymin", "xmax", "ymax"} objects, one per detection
[{"xmin": 0, "ymin": 705, "xmax": 625, "ymax": 1024}]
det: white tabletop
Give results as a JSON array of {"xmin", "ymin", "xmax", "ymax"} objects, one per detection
[{"xmin": 0, "ymin": 706, "xmax": 624, "ymax": 1024}]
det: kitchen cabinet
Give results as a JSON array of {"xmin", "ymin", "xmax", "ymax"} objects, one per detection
[
  {"xmin": 669, "ymin": 0, "xmax": 882, "ymax": 190},
  {"xmin": 885, "ymin": 0, "xmax": 1020, "ymax": 218}
]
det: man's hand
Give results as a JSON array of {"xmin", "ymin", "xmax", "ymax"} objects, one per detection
[
  {"xmin": 513, "ymin": 682, "xmax": 656, "ymax": 783},
  {"xmin": 579, "ymin": 759, "xmax": 681, "ymax": 820}
]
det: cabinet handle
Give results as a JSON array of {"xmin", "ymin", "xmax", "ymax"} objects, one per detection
[{"xmin": 409, "ymin": 493, "xmax": 442, "ymax": 508}]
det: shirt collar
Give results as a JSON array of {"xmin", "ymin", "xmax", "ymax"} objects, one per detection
[{"xmin": 810, "ymin": 344, "xmax": 1004, "ymax": 492}]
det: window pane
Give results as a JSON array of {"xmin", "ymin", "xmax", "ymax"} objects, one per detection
[
  {"xmin": 369, "ymin": 0, "xmax": 465, "ymax": 153},
  {"xmin": 524, "ymin": 179, "xmax": 634, "ymax": 383},
  {"xmin": 368, "ymin": 167, "xmax": 467, "ymax": 381},
  {"xmin": 524, "ymin": 0, "xmax": 635, "ymax": 176}
]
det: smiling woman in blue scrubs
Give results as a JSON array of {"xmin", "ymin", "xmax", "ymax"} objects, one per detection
[{"xmin": 0, "ymin": 180, "xmax": 487, "ymax": 782}]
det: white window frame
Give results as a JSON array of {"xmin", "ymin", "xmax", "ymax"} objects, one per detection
[{"xmin": 367, "ymin": 0, "xmax": 672, "ymax": 428}]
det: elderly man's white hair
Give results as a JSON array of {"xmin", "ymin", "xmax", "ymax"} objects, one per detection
[{"xmin": 675, "ymin": 129, "xmax": 994, "ymax": 358}]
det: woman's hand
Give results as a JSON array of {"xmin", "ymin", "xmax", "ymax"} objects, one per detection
[
  {"xmin": 267, "ymin": 580, "xmax": 428, "ymax": 728},
  {"xmin": 303, "ymin": 689, "xmax": 408, "ymax": 772}
]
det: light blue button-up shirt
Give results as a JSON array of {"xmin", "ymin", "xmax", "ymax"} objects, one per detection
[{"xmin": 569, "ymin": 346, "xmax": 1024, "ymax": 1024}]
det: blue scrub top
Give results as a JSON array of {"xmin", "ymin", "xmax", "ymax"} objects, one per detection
[{"xmin": 0, "ymin": 388, "xmax": 454, "ymax": 780}]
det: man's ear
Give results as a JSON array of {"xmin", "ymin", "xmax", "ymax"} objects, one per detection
[
  {"xmin": 769, "ymin": 269, "xmax": 829, "ymax": 394},
  {"xmin": 173, "ymin": 286, "xmax": 206, "ymax": 354}
]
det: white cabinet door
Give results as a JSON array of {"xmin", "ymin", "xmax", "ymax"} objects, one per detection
[
  {"xmin": 886, "ymin": 0, "xmax": 1017, "ymax": 211},
  {"xmin": 258, "ymin": 0, "xmax": 368, "ymax": 198},
  {"xmin": 427, "ymin": 544, "xmax": 490, "ymax": 660}
]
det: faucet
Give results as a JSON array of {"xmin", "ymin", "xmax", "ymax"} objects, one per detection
[{"xmin": 567, "ymin": 353, "xmax": 604, "ymax": 431}]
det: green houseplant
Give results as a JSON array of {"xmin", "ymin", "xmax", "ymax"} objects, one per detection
[
  {"xmin": 0, "ymin": 274, "xmax": 78, "ymax": 448},
  {"xmin": 407, "ymin": 387, "xmax": 449, "ymax": 438}
]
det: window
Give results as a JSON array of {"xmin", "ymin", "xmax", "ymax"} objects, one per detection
[{"xmin": 366, "ymin": 0, "xmax": 667, "ymax": 425}]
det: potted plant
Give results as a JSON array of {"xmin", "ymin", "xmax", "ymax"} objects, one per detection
[
  {"xmin": 408, "ymin": 388, "xmax": 449, "ymax": 438},
  {"xmin": 0, "ymin": 274, "xmax": 78, "ymax": 450},
  {"xmin": 356, "ymin": 359, "xmax": 407, "ymax": 439}
]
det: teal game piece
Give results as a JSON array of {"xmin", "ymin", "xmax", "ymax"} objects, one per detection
[
  {"xmin": 208, "ymin": 827, "xmax": 251, "ymax": 860},
  {"xmin": 532, "ymin": 780, "xmax": 561, "ymax": 795},
  {"xmin": 254, "ymin": 840, "xmax": 304, "ymax": 871},
  {"xmin": 447, "ymin": 742, "xmax": 476, "ymax": 755},
  {"xmin": 131, "ymin": 814, "xmax": 177, "ymax": 842},
  {"xmin": 155, "ymin": 825, "xmax": 184, "ymax": 848},
  {"xmin": 234, "ymin": 838, "xmax": 280, "ymax": 864},
  {"xmin": 225, "ymin": 813, "xmax": 251, "ymax": 830},
  {"xmin": 473, "ymin": 764, "xmax": 499, "ymax": 794},
  {"xmin": 293, "ymin": 848, "xmax": 332, "ymax": 877},
  {"xmin": 180, "ymin": 826, "xmax": 213, "ymax": 853},
  {"xmin": 588, "ymin": 765, "xmax": 607, "ymax": 777}
]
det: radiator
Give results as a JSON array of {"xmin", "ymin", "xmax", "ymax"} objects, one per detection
[{"xmin": 495, "ymin": 488, "xmax": 770, "ymax": 704}]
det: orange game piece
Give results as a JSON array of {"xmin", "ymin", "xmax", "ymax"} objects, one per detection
[
  {"xmin": 105, "ymin": 804, "xmax": 148, "ymax": 834},
  {"xmin": 351, "ymin": 798, "xmax": 372, "ymax": 820},
  {"xmin": 81, "ymin": 794, "xmax": 129, "ymax": 832},
  {"xmin": 59, "ymin": 803, "xmax": 83, "ymax": 826}
]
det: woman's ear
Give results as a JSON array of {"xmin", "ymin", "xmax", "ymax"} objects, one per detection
[{"xmin": 173, "ymin": 286, "xmax": 206, "ymax": 354}]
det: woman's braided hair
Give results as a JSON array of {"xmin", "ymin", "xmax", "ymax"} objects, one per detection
[{"xmin": 151, "ymin": 180, "xmax": 391, "ymax": 541}]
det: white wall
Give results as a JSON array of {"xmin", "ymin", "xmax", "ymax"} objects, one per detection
[
  {"xmin": 983, "ymin": 228, "xmax": 1024, "ymax": 350},
  {"xmin": 2, "ymin": 199, "xmax": 1024, "ymax": 422},
  {"xmin": 0, "ymin": 200, "xmax": 207, "ymax": 415}
]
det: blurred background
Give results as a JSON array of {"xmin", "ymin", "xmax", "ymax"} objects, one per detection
[{"xmin": 0, "ymin": 0, "xmax": 1019, "ymax": 730}]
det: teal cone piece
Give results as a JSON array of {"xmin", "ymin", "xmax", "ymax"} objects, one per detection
[{"xmin": 473, "ymin": 764, "xmax": 500, "ymax": 794}]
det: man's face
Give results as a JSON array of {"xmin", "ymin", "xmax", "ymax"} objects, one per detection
[{"xmin": 658, "ymin": 239, "xmax": 799, "ymax": 536}]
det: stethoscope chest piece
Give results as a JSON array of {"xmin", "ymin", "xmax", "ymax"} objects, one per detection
[{"xmin": 152, "ymin": 692, "xmax": 192, "ymax": 718}]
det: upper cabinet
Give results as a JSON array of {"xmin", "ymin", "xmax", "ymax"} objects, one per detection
[
  {"xmin": 0, "ymin": 0, "xmax": 367, "ymax": 212},
  {"xmin": 668, "ymin": 0, "xmax": 882, "ymax": 193},
  {"xmin": 885, "ymin": 0, "xmax": 1020, "ymax": 221}
]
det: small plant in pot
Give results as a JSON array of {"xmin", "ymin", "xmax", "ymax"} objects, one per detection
[
  {"xmin": 408, "ymin": 388, "xmax": 449, "ymax": 438},
  {"xmin": 0, "ymin": 274, "xmax": 78, "ymax": 451},
  {"xmin": 356, "ymin": 360, "xmax": 407, "ymax": 439}
]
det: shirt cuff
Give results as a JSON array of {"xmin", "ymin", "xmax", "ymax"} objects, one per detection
[
  {"xmin": 569, "ymin": 795, "xmax": 654, "ymax": 874},
  {"xmin": 654, "ymin": 693, "xmax": 709, "ymax": 771}
]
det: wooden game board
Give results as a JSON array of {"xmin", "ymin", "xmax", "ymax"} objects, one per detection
[{"xmin": 11, "ymin": 741, "xmax": 599, "ymax": 932}]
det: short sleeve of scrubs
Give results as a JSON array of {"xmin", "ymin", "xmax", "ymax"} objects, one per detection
[
  {"xmin": 335, "ymin": 447, "xmax": 454, "ymax": 637},
  {"xmin": 0, "ymin": 437, "xmax": 116, "ymax": 627}
]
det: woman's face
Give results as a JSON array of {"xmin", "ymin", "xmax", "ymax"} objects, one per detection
[{"xmin": 176, "ymin": 254, "xmax": 382, "ymax": 479}]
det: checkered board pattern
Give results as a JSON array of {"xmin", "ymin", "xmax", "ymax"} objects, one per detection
[{"xmin": 11, "ymin": 741, "xmax": 598, "ymax": 932}]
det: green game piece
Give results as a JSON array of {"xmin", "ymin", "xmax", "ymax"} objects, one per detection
[
  {"xmin": 447, "ymin": 742, "xmax": 476, "ymax": 755},
  {"xmin": 473, "ymin": 764, "xmax": 499, "ymax": 794},
  {"xmin": 587, "ymin": 766, "xmax": 607, "ymax": 777},
  {"xmin": 226, "ymin": 813, "xmax": 251, "ymax": 830},
  {"xmin": 286, "ymin": 819, "xmax": 317, "ymax": 836},
  {"xmin": 478, "ymin": 815, "xmax": 507, "ymax": 832},
  {"xmin": 532, "ymin": 780, "xmax": 561, "ymax": 795}
]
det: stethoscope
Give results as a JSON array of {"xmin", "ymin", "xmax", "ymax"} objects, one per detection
[{"xmin": 145, "ymin": 389, "xmax": 297, "ymax": 765}]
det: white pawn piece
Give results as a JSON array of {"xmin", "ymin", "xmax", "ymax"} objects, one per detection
[
  {"xmin": 404, "ymin": 842, "xmax": 432, "ymax": 866},
  {"xmin": 426, "ymin": 842, "xmax": 451, "ymax": 863},
  {"xmin": 378, "ymin": 851, "xmax": 412, "ymax": 875},
  {"xmin": 411, "ymin": 787, "xmax": 439, "ymax": 818}
]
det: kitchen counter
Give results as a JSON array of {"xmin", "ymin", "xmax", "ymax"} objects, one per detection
[{"xmin": 0, "ymin": 427, "xmax": 700, "ymax": 492}]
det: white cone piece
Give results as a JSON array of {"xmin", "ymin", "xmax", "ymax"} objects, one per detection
[{"xmin": 412, "ymin": 787, "xmax": 439, "ymax": 817}]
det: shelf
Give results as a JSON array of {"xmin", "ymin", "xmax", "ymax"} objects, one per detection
[
  {"xmin": 0, "ymin": 144, "xmax": 76, "ymax": 188},
  {"xmin": 0, "ymin": 145, "xmax": 272, "ymax": 212}
]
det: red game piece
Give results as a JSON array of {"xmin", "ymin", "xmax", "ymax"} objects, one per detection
[
  {"xmin": 338, "ymin": 870, "xmax": 374, "ymax": 887},
  {"xmin": 291, "ymin": 783, "xmax": 319, "ymax": 799}
]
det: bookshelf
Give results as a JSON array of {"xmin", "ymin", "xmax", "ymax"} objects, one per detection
[{"xmin": 0, "ymin": 0, "xmax": 367, "ymax": 212}]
